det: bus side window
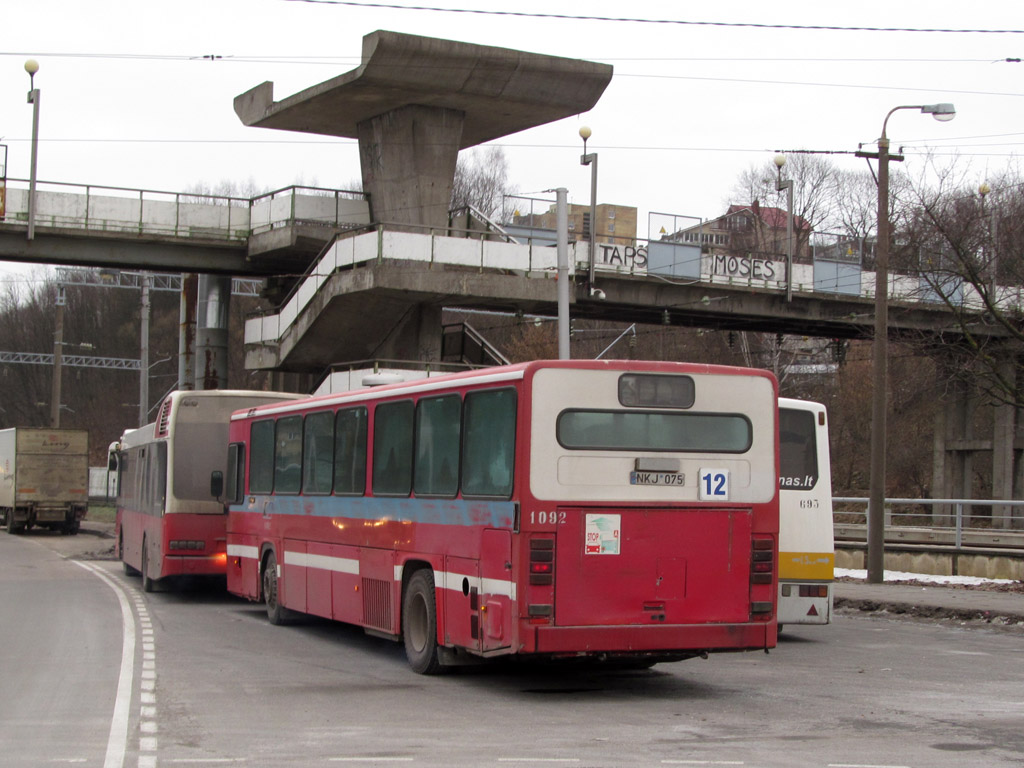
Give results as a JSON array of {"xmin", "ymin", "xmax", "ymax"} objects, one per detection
[
  {"xmin": 414, "ymin": 394, "xmax": 461, "ymax": 498},
  {"xmin": 462, "ymin": 388, "xmax": 516, "ymax": 498},
  {"xmin": 152, "ymin": 442, "xmax": 167, "ymax": 515},
  {"xmin": 303, "ymin": 411, "xmax": 334, "ymax": 494},
  {"xmin": 372, "ymin": 401, "xmax": 414, "ymax": 496},
  {"xmin": 224, "ymin": 443, "xmax": 244, "ymax": 504},
  {"xmin": 249, "ymin": 420, "xmax": 276, "ymax": 494},
  {"xmin": 275, "ymin": 415, "xmax": 303, "ymax": 494},
  {"xmin": 334, "ymin": 407, "xmax": 367, "ymax": 496}
]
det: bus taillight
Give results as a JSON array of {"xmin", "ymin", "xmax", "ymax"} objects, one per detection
[
  {"xmin": 750, "ymin": 536, "xmax": 775, "ymax": 619},
  {"xmin": 750, "ymin": 538, "xmax": 773, "ymax": 585},
  {"xmin": 529, "ymin": 538, "xmax": 554, "ymax": 586}
]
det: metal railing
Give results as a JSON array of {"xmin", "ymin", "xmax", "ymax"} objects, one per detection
[
  {"xmin": 1, "ymin": 179, "xmax": 371, "ymax": 243},
  {"xmin": 833, "ymin": 496, "xmax": 1024, "ymax": 549}
]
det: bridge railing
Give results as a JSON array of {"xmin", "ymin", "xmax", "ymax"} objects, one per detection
[
  {"xmin": 2, "ymin": 178, "xmax": 253, "ymax": 240},
  {"xmin": 834, "ymin": 496, "xmax": 1024, "ymax": 547},
  {"xmin": 249, "ymin": 185, "xmax": 369, "ymax": 234},
  {"xmin": 244, "ymin": 223, "xmax": 584, "ymax": 345},
  {"xmin": 0, "ymin": 179, "xmax": 372, "ymax": 242}
]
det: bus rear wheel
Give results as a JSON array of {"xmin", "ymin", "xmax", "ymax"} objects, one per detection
[
  {"xmin": 120, "ymin": 533, "xmax": 140, "ymax": 576},
  {"xmin": 263, "ymin": 551, "xmax": 289, "ymax": 625},
  {"xmin": 403, "ymin": 570, "xmax": 442, "ymax": 675},
  {"xmin": 141, "ymin": 538, "xmax": 156, "ymax": 593}
]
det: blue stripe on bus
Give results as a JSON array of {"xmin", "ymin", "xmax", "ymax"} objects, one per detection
[{"xmin": 233, "ymin": 495, "xmax": 516, "ymax": 528}]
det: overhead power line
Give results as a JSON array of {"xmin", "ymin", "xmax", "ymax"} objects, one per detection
[{"xmin": 276, "ymin": 0, "xmax": 1024, "ymax": 35}]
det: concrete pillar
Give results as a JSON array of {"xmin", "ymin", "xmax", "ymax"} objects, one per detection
[
  {"xmin": 372, "ymin": 303, "xmax": 444, "ymax": 361},
  {"xmin": 931, "ymin": 403, "xmax": 950, "ymax": 525},
  {"xmin": 992, "ymin": 354, "xmax": 1017, "ymax": 528},
  {"xmin": 357, "ymin": 105, "xmax": 465, "ymax": 233},
  {"xmin": 960, "ymin": 384, "xmax": 976, "ymax": 524},
  {"xmin": 195, "ymin": 274, "xmax": 231, "ymax": 390},
  {"xmin": 178, "ymin": 273, "xmax": 197, "ymax": 392}
]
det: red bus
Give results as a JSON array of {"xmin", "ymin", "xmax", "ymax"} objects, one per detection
[
  {"xmin": 224, "ymin": 360, "xmax": 779, "ymax": 673},
  {"xmin": 111, "ymin": 389, "xmax": 300, "ymax": 591}
]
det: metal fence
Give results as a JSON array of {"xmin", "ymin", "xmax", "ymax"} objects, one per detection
[{"xmin": 834, "ymin": 496, "xmax": 1024, "ymax": 548}]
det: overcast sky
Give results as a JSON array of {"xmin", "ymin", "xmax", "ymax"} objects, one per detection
[{"xmin": 1, "ymin": 0, "xmax": 1021, "ymax": 284}]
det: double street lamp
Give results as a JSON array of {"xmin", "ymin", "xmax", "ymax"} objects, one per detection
[{"xmin": 859, "ymin": 103, "xmax": 955, "ymax": 584}]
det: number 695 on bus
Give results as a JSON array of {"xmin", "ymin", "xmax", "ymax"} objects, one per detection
[{"xmin": 699, "ymin": 469, "xmax": 729, "ymax": 501}]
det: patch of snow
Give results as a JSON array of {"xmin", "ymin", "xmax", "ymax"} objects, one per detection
[{"xmin": 835, "ymin": 568, "xmax": 1017, "ymax": 587}]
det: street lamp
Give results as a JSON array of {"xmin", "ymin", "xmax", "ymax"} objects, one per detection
[
  {"xmin": 861, "ymin": 102, "xmax": 955, "ymax": 584},
  {"xmin": 979, "ymin": 182, "xmax": 997, "ymax": 296},
  {"xmin": 579, "ymin": 126, "xmax": 598, "ymax": 290},
  {"xmin": 774, "ymin": 154, "xmax": 794, "ymax": 302},
  {"xmin": 25, "ymin": 59, "xmax": 40, "ymax": 241}
]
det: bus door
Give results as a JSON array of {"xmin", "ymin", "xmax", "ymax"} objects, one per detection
[{"xmin": 554, "ymin": 507, "xmax": 753, "ymax": 627}]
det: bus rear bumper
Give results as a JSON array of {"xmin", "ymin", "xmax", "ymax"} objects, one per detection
[
  {"xmin": 533, "ymin": 623, "xmax": 775, "ymax": 654},
  {"xmin": 162, "ymin": 554, "xmax": 228, "ymax": 577}
]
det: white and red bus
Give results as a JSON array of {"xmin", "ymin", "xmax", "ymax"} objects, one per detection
[
  {"xmin": 111, "ymin": 389, "xmax": 300, "ymax": 591},
  {"xmin": 224, "ymin": 360, "xmax": 779, "ymax": 673},
  {"xmin": 777, "ymin": 397, "xmax": 834, "ymax": 628}
]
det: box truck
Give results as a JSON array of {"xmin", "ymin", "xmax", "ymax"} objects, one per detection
[{"xmin": 0, "ymin": 428, "xmax": 89, "ymax": 535}]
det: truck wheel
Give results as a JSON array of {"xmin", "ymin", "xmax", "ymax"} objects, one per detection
[
  {"xmin": 141, "ymin": 539, "xmax": 156, "ymax": 593},
  {"xmin": 262, "ymin": 551, "xmax": 290, "ymax": 625},
  {"xmin": 403, "ymin": 570, "xmax": 442, "ymax": 675}
]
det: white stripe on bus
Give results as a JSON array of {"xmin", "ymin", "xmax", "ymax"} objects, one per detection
[
  {"xmin": 284, "ymin": 550, "xmax": 360, "ymax": 575},
  {"xmin": 232, "ymin": 547, "xmax": 517, "ymax": 601},
  {"xmin": 227, "ymin": 544, "xmax": 258, "ymax": 560}
]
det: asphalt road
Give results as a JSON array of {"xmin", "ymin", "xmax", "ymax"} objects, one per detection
[{"xmin": 3, "ymin": 524, "xmax": 1023, "ymax": 768}]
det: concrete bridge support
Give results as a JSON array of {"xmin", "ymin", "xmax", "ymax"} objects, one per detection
[
  {"xmin": 195, "ymin": 274, "xmax": 230, "ymax": 390},
  {"xmin": 358, "ymin": 105, "xmax": 464, "ymax": 233},
  {"xmin": 932, "ymin": 353, "xmax": 1023, "ymax": 529}
]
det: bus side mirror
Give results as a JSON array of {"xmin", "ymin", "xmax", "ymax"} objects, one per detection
[
  {"xmin": 108, "ymin": 454, "xmax": 118, "ymax": 471},
  {"xmin": 210, "ymin": 471, "xmax": 224, "ymax": 500}
]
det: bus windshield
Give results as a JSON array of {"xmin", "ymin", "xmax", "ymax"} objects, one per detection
[{"xmin": 779, "ymin": 407, "xmax": 819, "ymax": 489}]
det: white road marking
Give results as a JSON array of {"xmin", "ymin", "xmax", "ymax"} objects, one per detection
[{"xmin": 73, "ymin": 561, "xmax": 135, "ymax": 768}]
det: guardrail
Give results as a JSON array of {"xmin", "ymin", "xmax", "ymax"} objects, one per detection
[{"xmin": 833, "ymin": 496, "xmax": 1024, "ymax": 549}]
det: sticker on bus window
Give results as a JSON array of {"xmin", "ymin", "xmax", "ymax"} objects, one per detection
[
  {"xmin": 698, "ymin": 469, "xmax": 730, "ymax": 501},
  {"xmin": 585, "ymin": 513, "xmax": 620, "ymax": 555}
]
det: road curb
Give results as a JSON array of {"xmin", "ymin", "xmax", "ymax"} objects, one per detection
[{"xmin": 835, "ymin": 596, "xmax": 1024, "ymax": 627}]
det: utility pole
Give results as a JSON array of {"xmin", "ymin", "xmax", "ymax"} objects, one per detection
[
  {"xmin": 139, "ymin": 273, "xmax": 151, "ymax": 427},
  {"xmin": 50, "ymin": 285, "xmax": 64, "ymax": 428}
]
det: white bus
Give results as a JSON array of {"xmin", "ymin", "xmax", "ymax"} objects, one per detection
[
  {"xmin": 777, "ymin": 398, "xmax": 834, "ymax": 628},
  {"xmin": 110, "ymin": 389, "xmax": 300, "ymax": 591}
]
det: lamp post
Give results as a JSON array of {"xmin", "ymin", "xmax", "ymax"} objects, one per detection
[
  {"xmin": 860, "ymin": 102, "xmax": 955, "ymax": 584},
  {"xmin": 25, "ymin": 59, "xmax": 40, "ymax": 241},
  {"xmin": 979, "ymin": 182, "xmax": 997, "ymax": 297},
  {"xmin": 774, "ymin": 154, "xmax": 794, "ymax": 302},
  {"xmin": 579, "ymin": 126, "xmax": 598, "ymax": 289}
]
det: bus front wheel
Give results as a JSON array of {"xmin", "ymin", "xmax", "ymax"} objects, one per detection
[
  {"xmin": 263, "ymin": 551, "xmax": 289, "ymax": 625},
  {"xmin": 402, "ymin": 570, "xmax": 442, "ymax": 675}
]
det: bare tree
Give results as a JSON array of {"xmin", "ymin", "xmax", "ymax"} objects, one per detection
[
  {"xmin": 450, "ymin": 146, "xmax": 516, "ymax": 219},
  {"xmin": 730, "ymin": 153, "xmax": 841, "ymax": 257},
  {"xmin": 900, "ymin": 159, "xmax": 1024, "ymax": 408}
]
